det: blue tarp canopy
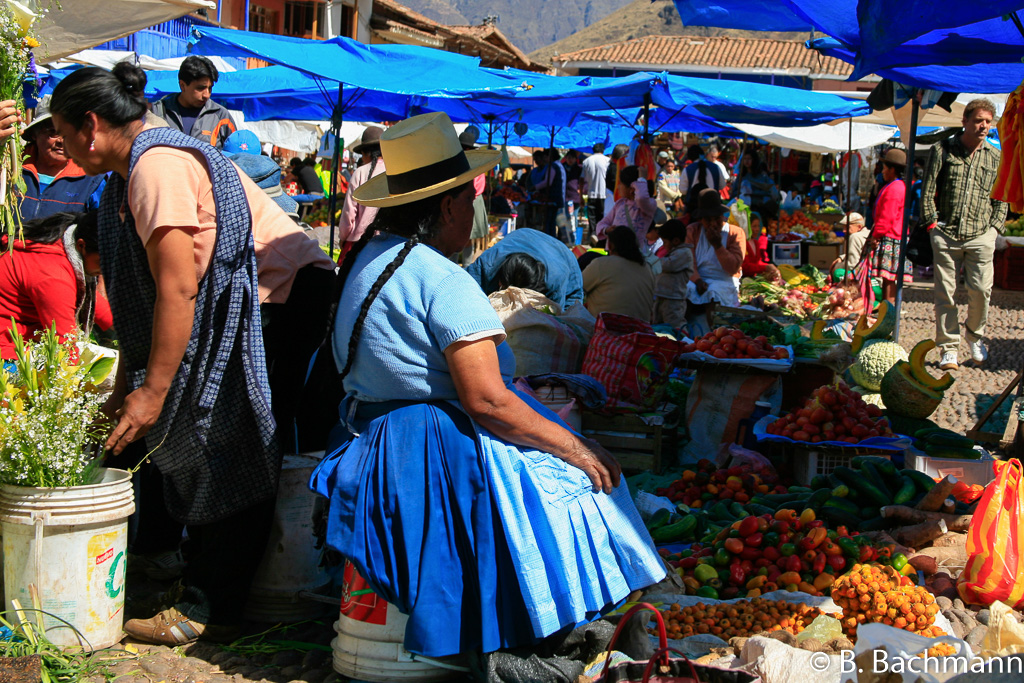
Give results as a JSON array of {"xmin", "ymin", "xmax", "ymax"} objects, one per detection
[
  {"xmin": 652, "ymin": 74, "xmax": 870, "ymax": 126},
  {"xmin": 671, "ymin": 0, "xmax": 1024, "ymax": 93}
]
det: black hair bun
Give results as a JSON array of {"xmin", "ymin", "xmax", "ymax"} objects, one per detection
[{"xmin": 111, "ymin": 61, "xmax": 147, "ymax": 102}]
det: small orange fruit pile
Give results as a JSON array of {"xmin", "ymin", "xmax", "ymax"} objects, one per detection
[
  {"xmin": 655, "ymin": 598, "xmax": 834, "ymax": 641},
  {"xmin": 831, "ymin": 564, "xmax": 943, "ymax": 640}
]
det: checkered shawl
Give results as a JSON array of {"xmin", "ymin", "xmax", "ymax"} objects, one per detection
[{"xmin": 98, "ymin": 127, "xmax": 280, "ymax": 524}]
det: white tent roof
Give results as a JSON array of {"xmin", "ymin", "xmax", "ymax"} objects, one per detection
[
  {"xmin": 35, "ymin": 0, "xmax": 216, "ymax": 63},
  {"xmin": 821, "ymin": 92, "xmax": 1007, "ymax": 133},
  {"xmin": 731, "ymin": 121, "xmax": 897, "ymax": 154},
  {"xmin": 241, "ymin": 120, "xmax": 325, "ymax": 155},
  {"xmin": 49, "ymin": 49, "xmax": 237, "ymax": 73}
]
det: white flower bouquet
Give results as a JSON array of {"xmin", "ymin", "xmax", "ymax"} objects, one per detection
[{"xmin": 0, "ymin": 323, "xmax": 114, "ymax": 488}]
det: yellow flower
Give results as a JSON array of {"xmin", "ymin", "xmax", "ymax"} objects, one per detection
[
  {"xmin": 24, "ymin": 36, "xmax": 39, "ymax": 48},
  {"xmin": 7, "ymin": 1, "xmax": 37, "ymax": 35}
]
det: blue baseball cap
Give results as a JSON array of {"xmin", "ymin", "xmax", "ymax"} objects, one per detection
[
  {"xmin": 223, "ymin": 129, "xmax": 262, "ymax": 156},
  {"xmin": 230, "ymin": 151, "xmax": 299, "ymax": 217}
]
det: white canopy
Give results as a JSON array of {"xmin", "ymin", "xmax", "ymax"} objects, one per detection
[
  {"xmin": 49, "ymin": 49, "xmax": 237, "ymax": 73},
  {"xmin": 822, "ymin": 92, "xmax": 1007, "ymax": 139},
  {"xmin": 731, "ymin": 121, "xmax": 897, "ymax": 154},
  {"xmin": 34, "ymin": 0, "xmax": 216, "ymax": 63},
  {"xmin": 242, "ymin": 120, "xmax": 325, "ymax": 155}
]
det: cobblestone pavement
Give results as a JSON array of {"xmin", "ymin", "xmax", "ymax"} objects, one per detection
[
  {"xmin": 74, "ymin": 282, "xmax": 1023, "ymax": 683},
  {"xmin": 895, "ymin": 280, "xmax": 1024, "ymax": 437}
]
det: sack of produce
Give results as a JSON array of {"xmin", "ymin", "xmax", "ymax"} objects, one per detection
[{"xmin": 489, "ymin": 287, "xmax": 595, "ymax": 376}]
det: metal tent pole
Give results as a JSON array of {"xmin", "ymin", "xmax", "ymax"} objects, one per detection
[
  {"xmin": 843, "ymin": 117, "xmax": 854, "ymax": 276},
  {"xmin": 892, "ymin": 96, "xmax": 919, "ymax": 342},
  {"xmin": 327, "ymin": 83, "xmax": 343, "ymax": 262}
]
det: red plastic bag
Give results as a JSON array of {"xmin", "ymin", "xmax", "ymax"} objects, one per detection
[
  {"xmin": 958, "ymin": 459, "xmax": 1024, "ymax": 607},
  {"xmin": 582, "ymin": 313, "xmax": 683, "ymax": 410}
]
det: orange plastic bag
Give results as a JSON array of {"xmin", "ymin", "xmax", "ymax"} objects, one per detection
[{"xmin": 958, "ymin": 459, "xmax": 1024, "ymax": 607}]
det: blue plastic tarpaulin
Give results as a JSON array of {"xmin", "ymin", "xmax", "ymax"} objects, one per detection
[
  {"xmin": 652, "ymin": 74, "xmax": 870, "ymax": 126},
  {"xmin": 671, "ymin": 0, "xmax": 1024, "ymax": 93}
]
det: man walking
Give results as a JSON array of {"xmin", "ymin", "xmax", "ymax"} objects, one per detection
[
  {"xmin": 151, "ymin": 56, "xmax": 237, "ymax": 149},
  {"xmin": 921, "ymin": 99, "xmax": 1006, "ymax": 370},
  {"xmin": 581, "ymin": 143, "xmax": 609, "ymax": 225}
]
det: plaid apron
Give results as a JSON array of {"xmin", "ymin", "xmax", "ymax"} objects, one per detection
[{"xmin": 98, "ymin": 127, "xmax": 280, "ymax": 524}]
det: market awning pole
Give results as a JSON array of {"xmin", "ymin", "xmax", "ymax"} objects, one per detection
[
  {"xmin": 327, "ymin": 82, "xmax": 343, "ymax": 262},
  {"xmin": 642, "ymin": 93, "xmax": 651, "ymax": 141},
  {"xmin": 892, "ymin": 95, "xmax": 919, "ymax": 342},
  {"xmin": 844, "ymin": 117, "xmax": 853, "ymax": 276}
]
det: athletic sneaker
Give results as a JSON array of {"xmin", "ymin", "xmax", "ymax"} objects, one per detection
[
  {"xmin": 123, "ymin": 607, "xmax": 240, "ymax": 646},
  {"xmin": 969, "ymin": 339, "xmax": 988, "ymax": 364},
  {"xmin": 939, "ymin": 351, "xmax": 958, "ymax": 371}
]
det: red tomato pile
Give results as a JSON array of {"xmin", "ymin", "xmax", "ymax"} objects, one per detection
[
  {"xmin": 765, "ymin": 381, "xmax": 894, "ymax": 444},
  {"xmin": 683, "ymin": 327, "xmax": 791, "ymax": 361}
]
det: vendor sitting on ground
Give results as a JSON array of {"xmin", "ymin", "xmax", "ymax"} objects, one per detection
[
  {"xmin": 495, "ymin": 252, "xmax": 547, "ymax": 295},
  {"xmin": 831, "ymin": 212, "xmax": 868, "ymax": 279},
  {"xmin": 310, "ymin": 112, "xmax": 663, "ymax": 658},
  {"xmin": 582, "ymin": 225, "xmax": 656, "ymax": 321},
  {"xmin": 0, "ymin": 211, "xmax": 111, "ymax": 363},
  {"xmin": 686, "ymin": 188, "xmax": 746, "ymax": 311},
  {"xmin": 465, "ymin": 226, "xmax": 583, "ymax": 308}
]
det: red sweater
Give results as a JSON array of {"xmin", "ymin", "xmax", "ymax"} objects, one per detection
[{"xmin": 0, "ymin": 237, "xmax": 112, "ymax": 359}]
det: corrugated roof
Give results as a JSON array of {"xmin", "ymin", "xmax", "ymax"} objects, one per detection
[{"xmin": 554, "ymin": 35, "xmax": 853, "ymax": 77}]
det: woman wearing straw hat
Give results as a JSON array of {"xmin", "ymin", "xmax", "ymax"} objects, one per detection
[{"xmin": 310, "ymin": 112, "xmax": 664, "ymax": 658}]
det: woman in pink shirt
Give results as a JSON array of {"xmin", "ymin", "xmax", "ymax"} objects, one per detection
[
  {"xmin": 594, "ymin": 165, "xmax": 657, "ymax": 247},
  {"xmin": 865, "ymin": 148, "xmax": 910, "ymax": 304}
]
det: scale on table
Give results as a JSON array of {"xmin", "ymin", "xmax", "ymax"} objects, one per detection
[{"xmin": 771, "ymin": 242, "xmax": 801, "ymax": 266}]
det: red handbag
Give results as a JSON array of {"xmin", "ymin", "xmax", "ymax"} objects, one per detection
[{"xmin": 595, "ymin": 603, "xmax": 760, "ymax": 683}]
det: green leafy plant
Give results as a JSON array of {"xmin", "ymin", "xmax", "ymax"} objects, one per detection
[{"xmin": 0, "ymin": 321, "xmax": 113, "ymax": 488}]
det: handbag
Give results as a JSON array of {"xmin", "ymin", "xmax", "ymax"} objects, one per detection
[
  {"xmin": 581, "ymin": 314, "xmax": 685, "ymax": 410},
  {"xmin": 596, "ymin": 603, "xmax": 760, "ymax": 683}
]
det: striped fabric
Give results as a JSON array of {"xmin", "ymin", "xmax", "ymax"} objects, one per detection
[{"xmin": 958, "ymin": 459, "xmax": 1024, "ymax": 607}]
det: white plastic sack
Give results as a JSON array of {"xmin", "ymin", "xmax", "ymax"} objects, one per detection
[
  {"xmin": 489, "ymin": 287, "xmax": 595, "ymax": 375},
  {"xmin": 845, "ymin": 622, "xmax": 972, "ymax": 683},
  {"xmin": 742, "ymin": 635, "xmax": 843, "ymax": 683}
]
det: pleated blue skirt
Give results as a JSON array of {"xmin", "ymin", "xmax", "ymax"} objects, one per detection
[{"xmin": 310, "ymin": 393, "xmax": 664, "ymax": 657}]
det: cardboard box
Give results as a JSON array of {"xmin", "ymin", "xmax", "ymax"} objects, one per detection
[{"xmin": 806, "ymin": 243, "xmax": 841, "ymax": 271}]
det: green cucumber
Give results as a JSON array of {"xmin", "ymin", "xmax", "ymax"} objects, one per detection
[
  {"xmin": 926, "ymin": 433, "xmax": 976, "ymax": 449},
  {"xmin": 787, "ymin": 486, "xmax": 814, "ymax": 495},
  {"xmin": 728, "ymin": 501, "xmax": 748, "ymax": 518},
  {"xmin": 810, "ymin": 475, "xmax": 831, "ymax": 491},
  {"xmin": 745, "ymin": 504, "xmax": 775, "ymax": 517},
  {"xmin": 924, "ymin": 444, "xmax": 980, "ymax": 460},
  {"xmin": 860, "ymin": 506, "xmax": 880, "ymax": 519},
  {"xmin": 893, "ymin": 476, "xmax": 917, "ymax": 505},
  {"xmin": 859, "ymin": 463, "xmax": 895, "ymax": 505},
  {"xmin": 823, "ymin": 497, "xmax": 860, "ymax": 516},
  {"xmin": 858, "ymin": 516, "xmax": 892, "ymax": 531},
  {"xmin": 651, "ymin": 514, "xmax": 697, "ymax": 542},
  {"xmin": 851, "ymin": 455, "xmax": 893, "ymax": 470},
  {"xmin": 821, "ymin": 507, "xmax": 860, "ymax": 528},
  {"xmin": 902, "ymin": 469, "xmax": 937, "ymax": 493},
  {"xmin": 805, "ymin": 489, "xmax": 832, "ymax": 510},
  {"xmin": 833, "ymin": 466, "xmax": 891, "ymax": 507},
  {"xmin": 647, "ymin": 508, "xmax": 673, "ymax": 530}
]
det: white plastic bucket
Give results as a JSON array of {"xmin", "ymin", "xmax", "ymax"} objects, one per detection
[
  {"xmin": 244, "ymin": 452, "xmax": 330, "ymax": 622},
  {"xmin": 331, "ymin": 561, "xmax": 452, "ymax": 682},
  {"xmin": 0, "ymin": 468, "xmax": 134, "ymax": 650},
  {"xmin": 533, "ymin": 385, "xmax": 582, "ymax": 432}
]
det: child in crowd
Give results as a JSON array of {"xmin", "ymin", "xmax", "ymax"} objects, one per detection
[{"xmin": 652, "ymin": 219, "xmax": 694, "ymax": 331}]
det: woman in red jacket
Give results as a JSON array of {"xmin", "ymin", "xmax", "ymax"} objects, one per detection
[
  {"xmin": 0, "ymin": 211, "xmax": 111, "ymax": 360},
  {"xmin": 864, "ymin": 148, "xmax": 910, "ymax": 304}
]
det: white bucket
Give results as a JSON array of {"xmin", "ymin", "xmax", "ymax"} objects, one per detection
[
  {"xmin": 244, "ymin": 452, "xmax": 330, "ymax": 622},
  {"xmin": 0, "ymin": 468, "xmax": 134, "ymax": 650},
  {"xmin": 533, "ymin": 385, "xmax": 582, "ymax": 432},
  {"xmin": 331, "ymin": 561, "xmax": 452, "ymax": 682}
]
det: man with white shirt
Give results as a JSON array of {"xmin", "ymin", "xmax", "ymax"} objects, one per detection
[{"xmin": 581, "ymin": 143, "xmax": 610, "ymax": 225}]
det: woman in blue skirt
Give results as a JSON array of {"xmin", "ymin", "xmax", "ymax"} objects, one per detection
[{"xmin": 310, "ymin": 112, "xmax": 664, "ymax": 658}]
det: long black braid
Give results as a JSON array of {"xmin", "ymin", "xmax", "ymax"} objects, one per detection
[{"xmin": 335, "ymin": 182, "xmax": 470, "ymax": 384}]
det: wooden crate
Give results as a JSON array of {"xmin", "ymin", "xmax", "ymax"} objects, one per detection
[{"xmin": 581, "ymin": 407, "xmax": 680, "ymax": 473}]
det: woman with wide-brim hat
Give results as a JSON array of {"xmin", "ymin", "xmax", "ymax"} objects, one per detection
[{"xmin": 310, "ymin": 112, "xmax": 664, "ymax": 657}]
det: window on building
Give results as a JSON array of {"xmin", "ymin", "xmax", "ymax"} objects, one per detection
[
  {"xmin": 284, "ymin": 1, "xmax": 325, "ymax": 39},
  {"xmin": 248, "ymin": 4, "xmax": 276, "ymax": 34},
  {"xmin": 339, "ymin": 4, "xmax": 355, "ymax": 39}
]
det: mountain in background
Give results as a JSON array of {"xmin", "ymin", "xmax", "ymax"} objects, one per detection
[
  {"xmin": 398, "ymin": 0, "xmax": 634, "ymax": 54},
  {"xmin": 529, "ymin": 0, "xmax": 807, "ymax": 65}
]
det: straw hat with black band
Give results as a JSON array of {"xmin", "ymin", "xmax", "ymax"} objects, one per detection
[{"xmin": 353, "ymin": 112, "xmax": 500, "ymax": 208}]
